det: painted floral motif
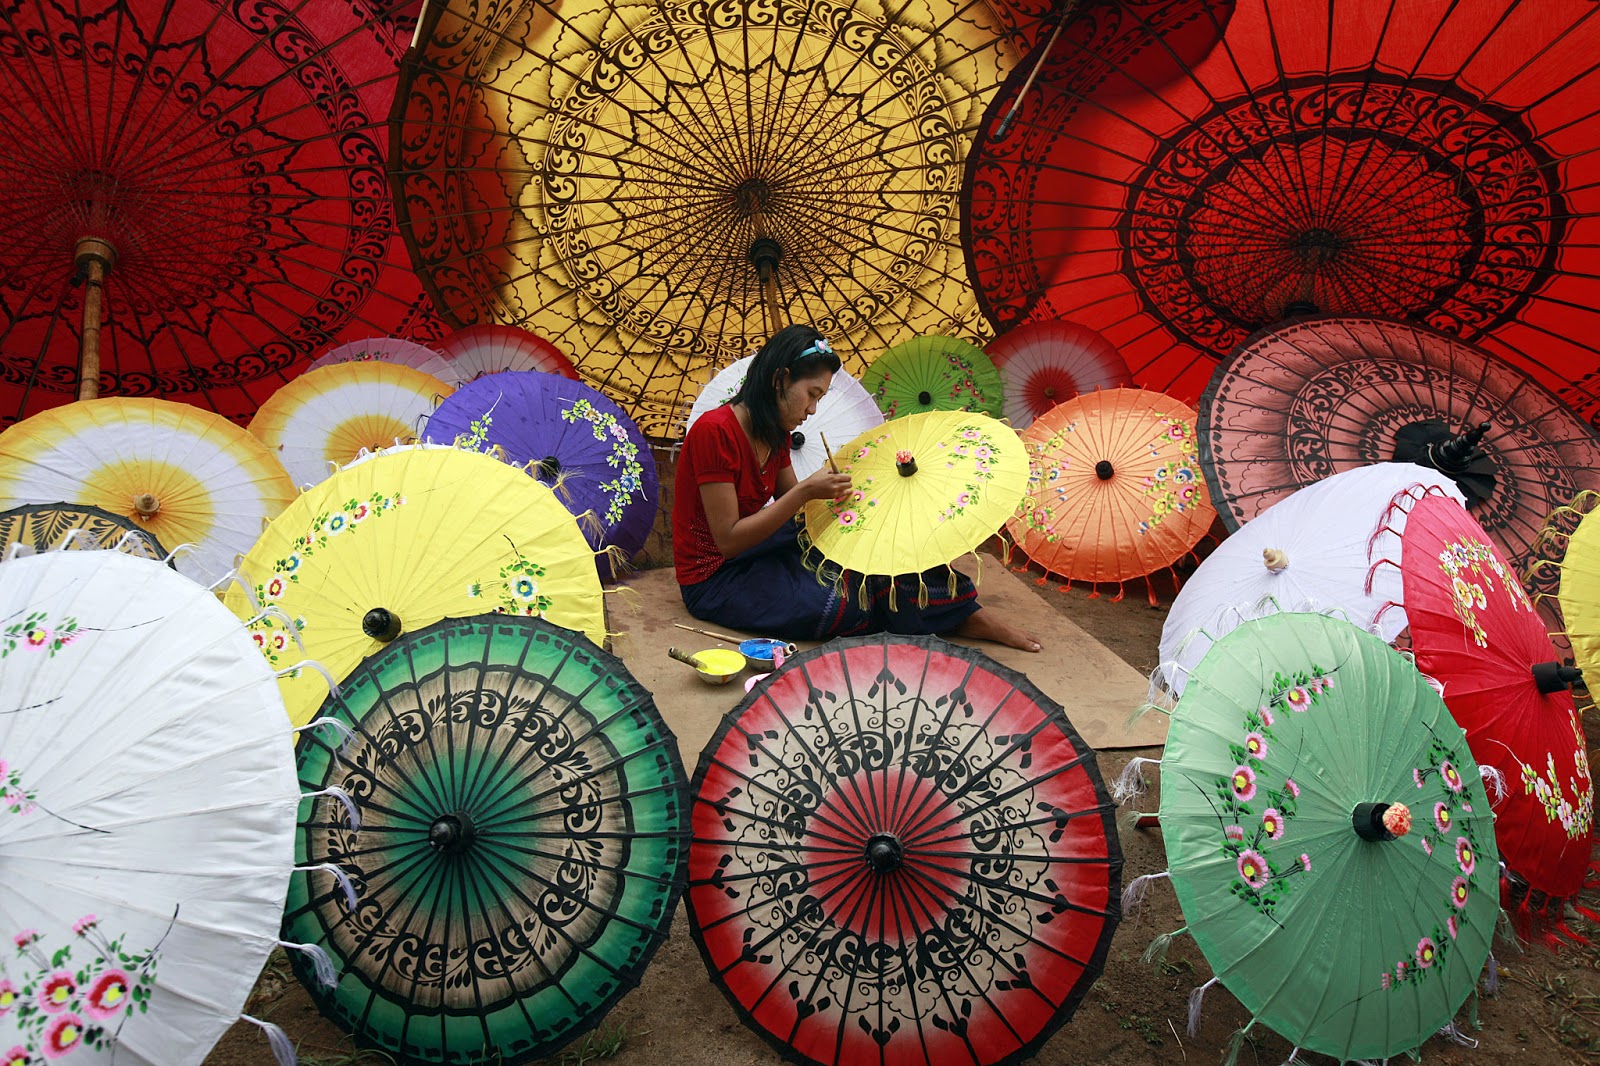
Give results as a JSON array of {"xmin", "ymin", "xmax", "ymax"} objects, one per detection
[
  {"xmin": 560, "ymin": 399, "xmax": 646, "ymax": 527},
  {"xmin": 870, "ymin": 353, "xmax": 994, "ymax": 419},
  {"xmin": 4, "ymin": 918, "xmax": 158, "ymax": 1058},
  {"xmin": 1, "ymin": 761, "xmax": 36, "ymax": 818},
  {"xmin": 467, "ymin": 545, "xmax": 555, "ymax": 618},
  {"xmin": 458, "ymin": 410, "xmax": 495, "ymax": 451},
  {"xmin": 821, "ymin": 430, "xmax": 894, "ymax": 535},
  {"xmin": 246, "ymin": 492, "xmax": 405, "ymax": 666},
  {"xmin": 1016, "ymin": 422, "xmax": 1078, "ymax": 541},
  {"xmin": 1517, "ymin": 717, "xmax": 1594, "ymax": 840},
  {"xmin": 0, "ymin": 613, "xmax": 79, "ymax": 659},
  {"xmin": 1383, "ymin": 730, "xmax": 1488, "ymax": 992},
  {"xmin": 1137, "ymin": 417, "xmax": 1203, "ymax": 535},
  {"xmin": 1211, "ymin": 665, "xmax": 1335, "ymax": 917},
  {"xmin": 1435, "ymin": 536, "xmax": 1532, "ymax": 647}
]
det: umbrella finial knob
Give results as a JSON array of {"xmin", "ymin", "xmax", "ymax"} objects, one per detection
[
  {"xmin": 536, "ymin": 455, "xmax": 562, "ymax": 482},
  {"xmin": 428, "ymin": 811, "xmax": 477, "ymax": 854},
  {"xmin": 865, "ymin": 833, "xmax": 903, "ymax": 873},
  {"xmin": 132, "ymin": 492, "xmax": 160, "ymax": 517},
  {"xmin": 1532, "ymin": 661, "xmax": 1585, "ymax": 694},
  {"xmin": 1353, "ymin": 801, "xmax": 1410, "ymax": 841},
  {"xmin": 895, "ymin": 451, "xmax": 916, "ymax": 477},
  {"xmin": 362, "ymin": 607, "xmax": 403, "ymax": 643},
  {"xmin": 1262, "ymin": 548, "xmax": 1289, "ymax": 573},
  {"xmin": 917, "ymin": 390, "xmax": 933, "ymax": 406},
  {"xmin": 790, "ymin": 430, "xmax": 805, "ymax": 449},
  {"xmin": 1094, "ymin": 460, "xmax": 1115, "ymax": 481}
]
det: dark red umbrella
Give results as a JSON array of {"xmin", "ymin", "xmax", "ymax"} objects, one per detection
[
  {"xmin": 0, "ymin": 0, "xmax": 441, "ymax": 429},
  {"xmin": 964, "ymin": 0, "xmax": 1600, "ymax": 409},
  {"xmin": 687, "ymin": 634, "xmax": 1120, "ymax": 1066},
  {"xmin": 1381, "ymin": 491, "xmax": 1593, "ymax": 911},
  {"xmin": 1197, "ymin": 316, "xmax": 1600, "ymax": 608}
]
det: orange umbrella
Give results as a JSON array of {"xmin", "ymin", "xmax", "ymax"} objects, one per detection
[{"xmin": 1005, "ymin": 388, "xmax": 1214, "ymax": 602}]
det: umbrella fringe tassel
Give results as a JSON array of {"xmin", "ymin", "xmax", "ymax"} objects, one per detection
[
  {"xmin": 301, "ymin": 786, "xmax": 361, "ymax": 830},
  {"xmin": 1111, "ymin": 757, "xmax": 1159, "ymax": 805},
  {"xmin": 275, "ymin": 658, "xmax": 340, "ymax": 701},
  {"xmin": 1276, "ymin": 1049, "xmax": 1301, "ymax": 1065},
  {"xmin": 295, "ymin": 716, "xmax": 354, "ymax": 755},
  {"xmin": 1478, "ymin": 763, "xmax": 1507, "ymax": 801},
  {"xmin": 1483, "ymin": 951, "xmax": 1500, "ymax": 995},
  {"xmin": 279, "ymin": 940, "xmax": 338, "ymax": 989},
  {"xmin": 1437, "ymin": 1021, "xmax": 1478, "ymax": 1047},
  {"xmin": 1140, "ymin": 925, "xmax": 1186, "ymax": 965},
  {"xmin": 1220, "ymin": 1024, "xmax": 1251, "ymax": 1066},
  {"xmin": 1120, "ymin": 870, "xmax": 1169, "ymax": 920},
  {"xmin": 240, "ymin": 1014, "xmax": 297, "ymax": 1066},
  {"xmin": 295, "ymin": 862, "xmax": 359, "ymax": 910},
  {"xmin": 1186, "ymin": 976, "xmax": 1218, "ymax": 1037}
]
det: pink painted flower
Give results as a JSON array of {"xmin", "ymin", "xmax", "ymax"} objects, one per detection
[
  {"xmin": 956, "ymin": 493, "xmax": 971, "ymax": 507},
  {"xmin": 837, "ymin": 510, "xmax": 859, "ymax": 527},
  {"xmin": 1422, "ymin": 838, "xmax": 1433, "ymax": 856},
  {"xmin": 1415, "ymin": 937, "xmax": 1437, "ymax": 968},
  {"xmin": 1413, "ymin": 768, "xmax": 1425, "ymax": 788},
  {"xmin": 1236, "ymin": 849, "xmax": 1270, "ymax": 889},
  {"xmin": 24, "ymin": 628, "xmax": 48, "ymax": 648},
  {"xmin": 41, "ymin": 1013, "xmax": 83, "ymax": 1059},
  {"xmin": 1456, "ymin": 837, "xmax": 1476, "ymax": 875},
  {"xmin": 1447, "ymin": 914, "xmax": 1459, "ymax": 939},
  {"xmin": 0, "ymin": 980, "xmax": 15, "ymax": 1016},
  {"xmin": 1395, "ymin": 960, "xmax": 1408, "ymax": 979},
  {"xmin": 84, "ymin": 969, "xmax": 131, "ymax": 1020},
  {"xmin": 351, "ymin": 502, "xmax": 370, "ymax": 522},
  {"xmin": 38, "ymin": 972, "xmax": 74, "ymax": 1013},
  {"xmin": 1230, "ymin": 765, "xmax": 1257, "ymax": 801},
  {"xmin": 71, "ymin": 916, "xmax": 96, "ymax": 936},
  {"xmin": 851, "ymin": 490, "xmax": 865, "ymax": 502},
  {"xmin": 1299, "ymin": 853, "xmax": 1311, "ymax": 873},
  {"xmin": 1224, "ymin": 825, "xmax": 1245, "ymax": 843},
  {"xmin": 1440, "ymin": 761, "xmax": 1464, "ymax": 792},
  {"xmin": 1259, "ymin": 706, "xmax": 1274, "ymax": 727},
  {"xmin": 1450, "ymin": 876, "xmax": 1470, "ymax": 909},
  {"xmin": 1284, "ymin": 778, "xmax": 1300, "ymax": 799},
  {"xmin": 1261, "ymin": 808, "xmax": 1284, "ymax": 840},
  {"xmin": 1381, "ymin": 973, "xmax": 1392, "ymax": 990},
  {"xmin": 1434, "ymin": 802, "xmax": 1452, "ymax": 833},
  {"xmin": 12, "ymin": 930, "xmax": 37, "ymax": 951},
  {"xmin": 1244, "ymin": 732, "xmax": 1268, "ymax": 759},
  {"xmin": 1284, "ymin": 686, "xmax": 1311, "ymax": 710}
]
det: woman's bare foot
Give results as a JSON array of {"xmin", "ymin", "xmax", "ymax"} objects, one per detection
[{"xmin": 950, "ymin": 608, "xmax": 1042, "ymax": 652}]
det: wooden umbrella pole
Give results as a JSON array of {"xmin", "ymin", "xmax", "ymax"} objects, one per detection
[
  {"xmin": 993, "ymin": 0, "xmax": 1076, "ymax": 140},
  {"xmin": 74, "ymin": 237, "xmax": 116, "ymax": 401}
]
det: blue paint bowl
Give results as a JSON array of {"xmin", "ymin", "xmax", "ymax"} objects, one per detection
[{"xmin": 739, "ymin": 638, "xmax": 796, "ymax": 672}]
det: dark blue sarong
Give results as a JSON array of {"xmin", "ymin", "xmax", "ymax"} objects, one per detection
[{"xmin": 679, "ymin": 519, "xmax": 979, "ymax": 642}]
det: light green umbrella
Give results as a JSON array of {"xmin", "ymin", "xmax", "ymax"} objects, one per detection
[
  {"xmin": 1137, "ymin": 612, "xmax": 1498, "ymax": 1063},
  {"xmin": 862, "ymin": 334, "xmax": 1004, "ymax": 420}
]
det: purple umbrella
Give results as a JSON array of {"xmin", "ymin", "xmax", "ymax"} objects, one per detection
[{"xmin": 425, "ymin": 372, "xmax": 658, "ymax": 578}]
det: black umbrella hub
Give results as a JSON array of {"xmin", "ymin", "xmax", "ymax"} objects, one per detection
[
  {"xmin": 865, "ymin": 833, "xmax": 904, "ymax": 874},
  {"xmin": 429, "ymin": 811, "xmax": 479, "ymax": 855}
]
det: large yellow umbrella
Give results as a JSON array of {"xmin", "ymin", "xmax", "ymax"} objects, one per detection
[
  {"xmin": 801, "ymin": 410, "xmax": 1027, "ymax": 602},
  {"xmin": 389, "ymin": 0, "xmax": 1026, "ymax": 438},
  {"xmin": 247, "ymin": 361, "xmax": 454, "ymax": 488},
  {"xmin": 0, "ymin": 398, "xmax": 295, "ymax": 583},
  {"xmin": 223, "ymin": 446, "xmax": 606, "ymax": 727},
  {"xmin": 1532, "ymin": 491, "xmax": 1600, "ymax": 693}
]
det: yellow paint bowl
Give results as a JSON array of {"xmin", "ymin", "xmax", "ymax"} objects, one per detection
[{"xmin": 688, "ymin": 648, "xmax": 745, "ymax": 686}]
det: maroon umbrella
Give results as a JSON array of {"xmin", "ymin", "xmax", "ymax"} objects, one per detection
[{"xmin": 0, "ymin": 0, "xmax": 442, "ymax": 429}]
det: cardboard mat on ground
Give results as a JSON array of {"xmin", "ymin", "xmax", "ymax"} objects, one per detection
[{"xmin": 610, "ymin": 554, "xmax": 1165, "ymax": 766}]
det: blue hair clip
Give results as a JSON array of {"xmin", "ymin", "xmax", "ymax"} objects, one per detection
[{"xmin": 799, "ymin": 337, "xmax": 834, "ymax": 358}]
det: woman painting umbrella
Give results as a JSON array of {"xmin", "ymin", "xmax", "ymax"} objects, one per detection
[{"xmin": 674, "ymin": 324, "xmax": 1040, "ymax": 650}]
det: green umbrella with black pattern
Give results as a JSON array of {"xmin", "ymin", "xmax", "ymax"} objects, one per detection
[{"xmin": 282, "ymin": 615, "xmax": 688, "ymax": 1065}]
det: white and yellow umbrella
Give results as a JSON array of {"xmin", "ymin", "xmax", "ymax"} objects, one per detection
[
  {"xmin": 309, "ymin": 335, "xmax": 465, "ymax": 386},
  {"xmin": 0, "ymin": 398, "xmax": 295, "ymax": 585},
  {"xmin": 223, "ymin": 446, "xmax": 607, "ymax": 727},
  {"xmin": 248, "ymin": 362, "xmax": 453, "ymax": 488}
]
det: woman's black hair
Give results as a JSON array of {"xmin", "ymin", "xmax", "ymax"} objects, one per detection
[{"xmin": 730, "ymin": 323, "xmax": 842, "ymax": 455}]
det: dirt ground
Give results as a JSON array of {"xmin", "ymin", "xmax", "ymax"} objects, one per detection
[{"xmin": 204, "ymin": 524, "xmax": 1600, "ymax": 1066}]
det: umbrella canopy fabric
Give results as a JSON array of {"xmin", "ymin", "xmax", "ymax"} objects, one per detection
[
  {"xmin": 424, "ymin": 372, "xmax": 658, "ymax": 571},
  {"xmin": 310, "ymin": 337, "xmax": 464, "ymax": 387},
  {"xmin": 1387, "ymin": 492, "xmax": 1593, "ymax": 899},
  {"xmin": 684, "ymin": 359, "xmax": 884, "ymax": 481},
  {"xmin": 1158, "ymin": 611, "xmax": 1496, "ymax": 1061},
  {"xmin": 283, "ymin": 616, "xmax": 686, "ymax": 1066},
  {"xmin": 1198, "ymin": 316, "xmax": 1600, "ymax": 599},
  {"xmin": 861, "ymin": 335, "xmax": 1005, "ymax": 421},
  {"xmin": 0, "ymin": 549, "xmax": 298, "ymax": 1064},
  {"xmin": 436, "ymin": 325, "xmax": 580, "ymax": 383},
  {"xmin": 801, "ymin": 411, "xmax": 1028, "ymax": 589},
  {"xmin": 222, "ymin": 445, "xmax": 607, "ymax": 728},
  {"xmin": 248, "ymin": 362, "xmax": 454, "ymax": 488},
  {"xmin": 687, "ymin": 634, "xmax": 1121, "ymax": 1066},
  {"xmin": 984, "ymin": 319, "xmax": 1133, "ymax": 428},
  {"xmin": 1005, "ymin": 388, "xmax": 1213, "ymax": 599},
  {"xmin": 0, "ymin": 0, "xmax": 446, "ymax": 429},
  {"xmin": 1534, "ymin": 492, "xmax": 1600, "ymax": 694},
  {"xmin": 0, "ymin": 397, "xmax": 296, "ymax": 584},
  {"xmin": 1157, "ymin": 463, "xmax": 1464, "ymax": 698},
  {"xmin": 963, "ymin": 0, "xmax": 1600, "ymax": 408},
  {"xmin": 390, "ymin": 0, "xmax": 1026, "ymax": 438},
  {"xmin": 0, "ymin": 502, "xmax": 167, "ymax": 561}
]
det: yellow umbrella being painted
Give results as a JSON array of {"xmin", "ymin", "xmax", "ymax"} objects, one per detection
[
  {"xmin": 223, "ymin": 446, "xmax": 606, "ymax": 727},
  {"xmin": 0, "ymin": 398, "xmax": 295, "ymax": 583},
  {"xmin": 801, "ymin": 410, "xmax": 1027, "ymax": 604},
  {"xmin": 248, "ymin": 361, "xmax": 453, "ymax": 488},
  {"xmin": 1531, "ymin": 491, "xmax": 1600, "ymax": 693}
]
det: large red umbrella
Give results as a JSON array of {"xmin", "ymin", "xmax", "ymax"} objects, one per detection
[
  {"xmin": 0, "ymin": 0, "xmax": 442, "ymax": 430},
  {"xmin": 963, "ymin": 0, "xmax": 1600, "ymax": 410},
  {"xmin": 1381, "ymin": 490, "xmax": 1593, "ymax": 908},
  {"xmin": 687, "ymin": 634, "xmax": 1120, "ymax": 1066}
]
